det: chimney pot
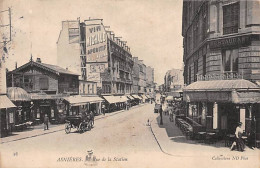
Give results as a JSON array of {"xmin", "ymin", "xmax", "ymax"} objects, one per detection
[{"xmin": 36, "ymin": 58, "xmax": 41, "ymax": 63}]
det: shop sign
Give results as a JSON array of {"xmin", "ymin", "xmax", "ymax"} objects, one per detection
[
  {"xmin": 86, "ymin": 23, "xmax": 108, "ymax": 63},
  {"xmin": 197, "ymin": 72, "xmax": 242, "ymax": 81},
  {"xmin": 209, "ymin": 35, "xmax": 251, "ymax": 49}
]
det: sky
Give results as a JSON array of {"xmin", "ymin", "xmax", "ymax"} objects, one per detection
[{"xmin": 1, "ymin": 0, "xmax": 183, "ymax": 85}]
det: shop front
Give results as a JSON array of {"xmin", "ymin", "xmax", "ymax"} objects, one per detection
[
  {"xmin": 6, "ymin": 87, "xmax": 32, "ymax": 130},
  {"xmin": 30, "ymin": 93, "xmax": 69, "ymax": 124},
  {"xmin": 183, "ymin": 79, "xmax": 260, "ymax": 144},
  {"xmin": 0, "ymin": 95, "xmax": 16, "ymax": 137},
  {"xmin": 102, "ymin": 95, "xmax": 128, "ymax": 112},
  {"xmin": 63, "ymin": 95, "xmax": 104, "ymax": 116}
]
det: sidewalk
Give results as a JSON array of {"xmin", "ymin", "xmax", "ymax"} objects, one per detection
[
  {"xmin": 149, "ymin": 113, "xmax": 260, "ymax": 157},
  {"xmin": 0, "ymin": 103, "xmax": 147, "ymax": 144}
]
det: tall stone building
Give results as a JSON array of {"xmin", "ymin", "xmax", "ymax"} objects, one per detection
[
  {"xmin": 133, "ymin": 57, "xmax": 146, "ymax": 94},
  {"xmin": 164, "ymin": 68, "xmax": 184, "ymax": 92},
  {"xmin": 182, "ymin": 0, "xmax": 260, "ymax": 138},
  {"xmin": 57, "ymin": 19, "xmax": 133, "ymax": 95},
  {"xmin": 146, "ymin": 66, "xmax": 155, "ymax": 96}
]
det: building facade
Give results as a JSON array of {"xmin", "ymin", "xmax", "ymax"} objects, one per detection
[
  {"xmin": 132, "ymin": 57, "xmax": 140, "ymax": 94},
  {"xmin": 164, "ymin": 68, "xmax": 184, "ymax": 92},
  {"xmin": 182, "ymin": 0, "xmax": 260, "ymax": 140},
  {"xmin": 133, "ymin": 57, "xmax": 146, "ymax": 94},
  {"xmin": 146, "ymin": 66, "xmax": 155, "ymax": 97},
  {"xmin": 57, "ymin": 19, "xmax": 133, "ymax": 95},
  {"xmin": 6, "ymin": 58, "xmax": 79, "ymax": 124}
]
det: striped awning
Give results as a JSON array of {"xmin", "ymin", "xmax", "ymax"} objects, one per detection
[
  {"xmin": 102, "ymin": 96, "xmax": 127, "ymax": 104},
  {"xmin": 127, "ymin": 95, "xmax": 134, "ymax": 100},
  {"xmin": 63, "ymin": 95, "xmax": 104, "ymax": 106},
  {"xmin": 132, "ymin": 95, "xmax": 142, "ymax": 100},
  {"xmin": 141, "ymin": 95, "xmax": 148, "ymax": 99},
  {"xmin": 0, "ymin": 95, "xmax": 16, "ymax": 109},
  {"xmin": 7, "ymin": 87, "xmax": 31, "ymax": 101}
]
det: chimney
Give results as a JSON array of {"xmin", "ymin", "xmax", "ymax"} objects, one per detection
[
  {"xmin": 36, "ymin": 58, "xmax": 41, "ymax": 63},
  {"xmin": 15, "ymin": 62, "xmax": 17, "ymax": 69}
]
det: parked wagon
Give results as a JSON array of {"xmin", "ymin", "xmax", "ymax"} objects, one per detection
[{"xmin": 65, "ymin": 114, "xmax": 94, "ymax": 134}]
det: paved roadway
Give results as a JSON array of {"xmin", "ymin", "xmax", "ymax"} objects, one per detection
[{"xmin": 1, "ymin": 103, "xmax": 259, "ymax": 167}]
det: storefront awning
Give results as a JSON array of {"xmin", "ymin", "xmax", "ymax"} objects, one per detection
[
  {"xmin": 63, "ymin": 95, "xmax": 104, "ymax": 106},
  {"xmin": 184, "ymin": 79, "xmax": 260, "ymax": 92},
  {"xmin": 232, "ymin": 91, "xmax": 260, "ymax": 104},
  {"xmin": 7, "ymin": 87, "xmax": 31, "ymax": 101},
  {"xmin": 145, "ymin": 95, "xmax": 150, "ymax": 99},
  {"xmin": 141, "ymin": 95, "xmax": 148, "ymax": 99},
  {"xmin": 183, "ymin": 79, "xmax": 260, "ymax": 103},
  {"xmin": 120, "ymin": 96, "xmax": 129, "ymax": 102},
  {"xmin": 132, "ymin": 95, "xmax": 142, "ymax": 100},
  {"xmin": 102, "ymin": 96, "xmax": 127, "ymax": 104},
  {"xmin": 0, "ymin": 95, "xmax": 16, "ymax": 109},
  {"xmin": 127, "ymin": 95, "xmax": 134, "ymax": 100}
]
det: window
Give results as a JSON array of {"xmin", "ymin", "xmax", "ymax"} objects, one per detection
[
  {"xmin": 188, "ymin": 66, "xmax": 192, "ymax": 84},
  {"xmin": 194, "ymin": 60, "xmax": 198, "ymax": 82},
  {"xmin": 203, "ymin": 55, "xmax": 207, "ymax": 76},
  {"xmin": 39, "ymin": 77, "xmax": 48, "ymax": 90},
  {"xmin": 223, "ymin": 2, "xmax": 239, "ymax": 35},
  {"xmin": 222, "ymin": 49, "xmax": 239, "ymax": 72}
]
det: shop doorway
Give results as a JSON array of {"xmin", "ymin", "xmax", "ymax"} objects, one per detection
[{"xmin": 218, "ymin": 103, "xmax": 239, "ymax": 134}]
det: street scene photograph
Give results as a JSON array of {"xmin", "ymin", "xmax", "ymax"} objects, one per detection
[{"xmin": 0, "ymin": 0, "xmax": 259, "ymax": 168}]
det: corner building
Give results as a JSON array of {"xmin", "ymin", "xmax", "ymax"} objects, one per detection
[
  {"xmin": 57, "ymin": 19, "xmax": 133, "ymax": 96},
  {"xmin": 182, "ymin": 0, "xmax": 260, "ymax": 143}
]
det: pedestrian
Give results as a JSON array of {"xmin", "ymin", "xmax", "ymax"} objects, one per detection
[
  {"xmin": 43, "ymin": 114, "xmax": 49, "ymax": 130},
  {"xmin": 169, "ymin": 108, "xmax": 173, "ymax": 122},
  {"xmin": 159, "ymin": 104, "xmax": 163, "ymax": 125},
  {"xmin": 231, "ymin": 122, "xmax": 245, "ymax": 152},
  {"xmin": 102, "ymin": 104, "xmax": 106, "ymax": 115}
]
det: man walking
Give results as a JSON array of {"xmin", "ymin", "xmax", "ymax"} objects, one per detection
[
  {"xmin": 44, "ymin": 114, "xmax": 49, "ymax": 130},
  {"xmin": 159, "ymin": 104, "xmax": 163, "ymax": 125},
  {"xmin": 102, "ymin": 103, "xmax": 106, "ymax": 115}
]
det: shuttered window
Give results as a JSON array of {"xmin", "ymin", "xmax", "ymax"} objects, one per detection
[
  {"xmin": 39, "ymin": 77, "xmax": 49, "ymax": 90},
  {"xmin": 223, "ymin": 2, "xmax": 239, "ymax": 35}
]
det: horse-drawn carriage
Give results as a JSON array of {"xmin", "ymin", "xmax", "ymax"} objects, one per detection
[{"xmin": 65, "ymin": 114, "xmax": 94, "ymax": 134}]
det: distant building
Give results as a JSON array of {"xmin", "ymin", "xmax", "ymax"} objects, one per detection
[
  {"xmin": 164, "ymin": 68, "xmax": 184, "ymax": 92},
  {"xmin": 146, "ymin": 66, "xmax": 155, "ymax": 97},
  {"xmin": 133, "ymin": 57, "xmax": 146, "ymax": 94}
]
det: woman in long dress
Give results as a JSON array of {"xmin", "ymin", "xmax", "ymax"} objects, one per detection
[{"xmin": 231, "ymin": 122, "xmax": 245, "ymax": 151}]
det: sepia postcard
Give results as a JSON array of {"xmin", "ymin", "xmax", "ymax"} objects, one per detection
[{"xmin": 0, "ymin": 0, "xmax": 259, "ymax": 168}]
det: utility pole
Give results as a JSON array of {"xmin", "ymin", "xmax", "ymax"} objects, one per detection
[{"xmin": 9, "ymin": 7, "xmax": 11, "ymax": 42}]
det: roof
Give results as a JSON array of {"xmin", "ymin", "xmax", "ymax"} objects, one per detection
[
  {"xmin": 184, "ymin": 79, "xmax": 260, "ymax": 91},
  {"xmin": 11, "ymin": 61, "xmax": 79, "ymax": 76},
  {"xmin": 7, "ymin": 87, "xmax": 31, "ymax": 101},
  {"xmin": 39, "ymin": 62, "xmax": 79, "ymax": 76},
  {"xmin": 0, "ymin": 95, "xmax": 16, "ymax": 109}
]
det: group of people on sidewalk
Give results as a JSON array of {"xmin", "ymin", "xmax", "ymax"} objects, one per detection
[{"xmin": 156, "ymin": 97, "xmax": 247, "ymax": 152}]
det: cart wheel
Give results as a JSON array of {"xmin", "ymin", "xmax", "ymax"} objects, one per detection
[
  {"xmin": 79, "ymin": 123, "xmax": 86, "ymax": 133},
  {"xmin": 65, "ymin": 123, "xmax": 71, "ymax": 134}
]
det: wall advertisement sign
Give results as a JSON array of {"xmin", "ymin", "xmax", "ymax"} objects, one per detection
[
  {"xmin": 86, "ymin": 63, "xmax": 108, "ymax": 83},
  {"xmin": 86, "ymin": 24, "xmax": 108, "ymax": 62}
]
